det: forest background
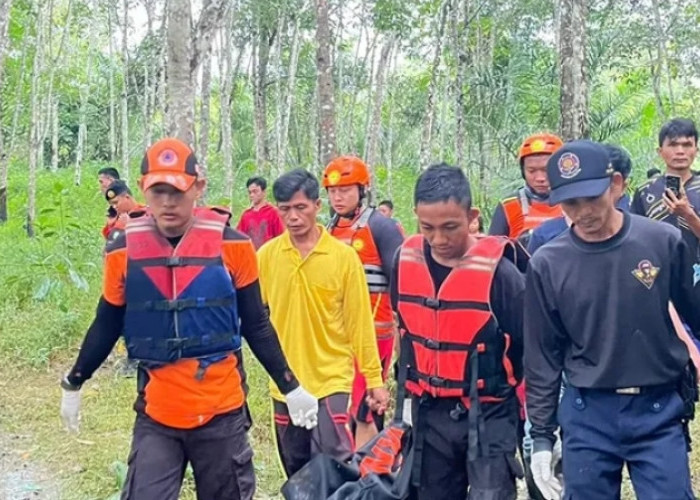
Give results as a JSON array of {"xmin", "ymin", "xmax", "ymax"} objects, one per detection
[{"xmin": 0, "ymin": 0, "xmax": 699, "ymax": 498}]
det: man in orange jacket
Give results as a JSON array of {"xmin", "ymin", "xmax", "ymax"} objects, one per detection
[
  {"xmin": 60, "ymin": 138, "xmax": 317, "ymax": 500},
  {"xmin": 323, "ymin": 156, "xmax": 404, "ymax": 448},
  {"xmin": 489, "ymin": 133, "xmax": 564, "ymax": 247}
]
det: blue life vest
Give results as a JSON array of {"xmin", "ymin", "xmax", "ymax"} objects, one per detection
[{"xmin": 123, "ymin": 208, "xmax": 241, "ymax": 364}]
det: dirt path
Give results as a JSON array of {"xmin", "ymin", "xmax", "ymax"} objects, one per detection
[{"xmin": 0, "ymin": 432, "xmax": 59, "ymax": 500}]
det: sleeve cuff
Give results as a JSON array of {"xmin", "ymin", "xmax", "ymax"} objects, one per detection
[
  {"xmin": 365, "ymin": 375, "xmax": 384, "ymax": 390},
  {"xmin": 532, "ymin": 437, "xmax": 554, "ymax": 454}
]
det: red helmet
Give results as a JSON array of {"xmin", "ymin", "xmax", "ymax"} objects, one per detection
[
  {"xmin": 518, "ymin": 133, "xmax": 563, "ymax": 165},
  {"xmin": 322, "ymin": 156, "xmax": 371, "ymax": 188}
]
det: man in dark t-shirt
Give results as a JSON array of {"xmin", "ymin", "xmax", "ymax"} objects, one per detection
[{"xmin": 526, "ymin": 140, "xmax": 699, "ymax": 499}]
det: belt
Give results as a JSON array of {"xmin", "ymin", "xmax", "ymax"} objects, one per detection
[
  {"xmin": 615, "ymin": 387, "xmax": 641, "ymax": 395},
  {"xmin": 612, "ymin": 382, "xmax": 677, "ymax": 395}
]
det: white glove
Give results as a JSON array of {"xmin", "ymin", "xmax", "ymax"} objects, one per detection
[
  {"xmin": 401, "ymin": 398, "xmax": 412, "ymax": 426},
  {"xmin": 531, "ymin": 450, "xmax": 563, "ymax": 500},
  {"xmin": 60, "ymin": 385, "xmax": 81, "ymax": 433},
  {"xmin": 285, "ymin": 386, "xmax": 318, "ymax": 430},
  {"xmin": 552, "ymin": 436, "xmax": 562, "ymax": 467}
]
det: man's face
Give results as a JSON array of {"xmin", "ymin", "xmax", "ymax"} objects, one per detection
[
  {"xmin": 658, "ymin": 136, "xmax": 698, "ymax": 172},
  {"xmin": 109, "ymin": 194, "xmax": 133, "ymax": 214},
  {"xmin": 277, "ymin": 190, "xmax": 321, "ymax": 238},
  {"xmin": 523, "ymin": 155, "xmax": 551, "ymax": 195},
  {"xmin": 327, "ymin": 185, "xmax": 361, "ymax": 216},
  {"xmin": 142, "ymin": 179, "xmax": 204, "ymax": 237},
  {"xmin": 98, "ymin": 175, "xmax": 115, "ymax": 194},
  {"xmin": 248, "ymin": 183, "xmax": 266, "ymax": 206},
  {"xmin": 561, "ymin": 174, "xmax": 623, "ymax": 240},
  {"xmin": 378, "ymin": 204, "xmax": 393, "ymax": 218},
  {"xmin": 415, "ymin": 200, "xmax": 477, "ymax": 261}
]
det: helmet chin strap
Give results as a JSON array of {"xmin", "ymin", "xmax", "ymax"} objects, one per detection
[{"xmin": 523, "ymin": 184, "xmax": 550, "ymax": 202}]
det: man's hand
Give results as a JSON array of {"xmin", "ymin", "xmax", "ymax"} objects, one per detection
[
  {"xmin": 285, "ymin": 386, "xmax": 318, "ymax": 430},
  {"xmin": 531, "ymin": 450, "xmax": 563, "ymax": 500},
  {"xmin": 663, "ymin": 188, "xmax": 697, "ymax": 221},
  {"xmin": 366, "ymin": 387, "xmax": 390, "ymax": 415},
  {"xmin": 117, "ymin": 212, "xmax": 129, "ymax": 226},
  {"xmin": 60, "ymin": 378, "xmax": 81, "ymax": 433}
]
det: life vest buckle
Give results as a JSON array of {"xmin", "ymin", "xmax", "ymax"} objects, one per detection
[
  {"xmin": 423, "ymin": 297, "xmax": 441, "ymax": 309},
  {"xmin": 428, "ymin": 376, "xmax": 447, "ymax": 387},
  {"xmin": 424, "ymin": 339, "xmax": 441, "ymax": 350},
  {"xmin": 165, "ymin": 338, "xmax": 189, "ymax": 350},
  {"xmin": 166, "ymin": 256, "xmax": 184, "ymax": 267}
]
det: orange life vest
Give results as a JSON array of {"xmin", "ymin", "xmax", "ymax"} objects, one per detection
[
  {"xmin": 502, "ymin": 188, "xmax": 562, "ymax": 239},
  {"xmin": 329, "ymin": 208, "xmax": 394, "ymax": 340},
  {"xmin": 396, "ymin": 235, "xmax": 519, "ymax": 404}
]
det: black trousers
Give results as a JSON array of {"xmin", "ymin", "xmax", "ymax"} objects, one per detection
[
  {"xmin": 410, "ymin": 396, "xmax": 522, "ymax": 500},
  {"xmin": 121, "ymin": 409, "xmax": 255, "ymax": 500}
]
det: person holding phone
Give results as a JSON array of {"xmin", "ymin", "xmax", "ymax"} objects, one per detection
[{"xmin": 632, "ymin": 119, "xmax": 700, "ymax": 267}]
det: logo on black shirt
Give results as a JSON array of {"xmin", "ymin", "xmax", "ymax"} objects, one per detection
[{"xmin": 632, "ymin": 260, "xmax": 659, "ymax": 290}]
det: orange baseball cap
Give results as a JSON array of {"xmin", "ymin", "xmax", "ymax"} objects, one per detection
[{"xmin": 140, "ymin": 138, "xmax": 200, "ymax": 192}]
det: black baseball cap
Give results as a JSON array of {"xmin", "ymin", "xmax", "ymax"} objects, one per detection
[
  {"xmin": 547, "ymin": 140, "xmax": 614, "ymax": 205},
  {"xmin": 105, "ymin": 180, "xmax": 131, "ymax": 201}
]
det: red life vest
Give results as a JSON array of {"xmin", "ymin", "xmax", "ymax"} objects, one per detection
[
  {"xmin": 329, "ymin": 207, "xmax": 394, "ymax": 340},
  {"xmin": 396, "ymin": 235, "xmax": 519, "ymax": 404},
  {"xmin": 502, "ymin": 188, "xmax": 562, "ymax": 239}
]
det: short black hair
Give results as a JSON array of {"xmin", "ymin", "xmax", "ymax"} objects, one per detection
[
  {"xmin": 414, "ymin": 163, "xmax": 471, "ymax": 210},
  {"xmin": 273, "ymin": 169, "xmax": 319, "ymax": 202},
  {"xmin": 603, "ymin": 144, "xmax": 632, "ymax": 180},
  {"xmin": 658, "ymin": 118, "xmax": 698, "ymax": 147},
  {"xmin": 98, "ymin": 167, "xmax": 120, "ymax": 180},
  {"xmin": 378, "ymin": 200, "xmax": 393, "ymax": 210},
  {"xmin": 246, "ymin": 176, "xmax": 267, "ymax": 190},
  {"xmin": 647, "ymin": 168, "xmax": 661, "ymax": 179}
]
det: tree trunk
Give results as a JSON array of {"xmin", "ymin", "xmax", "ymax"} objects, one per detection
[
  {"xmin": 273, "ymin": 15, "xmax": 285, "ymax": 175},
  {"xmin": 278, "ymin": 13, "xmax": 302, "ymax": 176},
  {"xmin": 364, "ymin": 37, "xmax": 393, "ymax": 183},
  {"xmin": 452, "ymin": 0, "xmax": 468, "ymax": 170},
  {"xmin": 43, "ymin": 0, "xmax": 73, "ymax": 173},
  {"xmin": 166, "ymin": 0, "xmax": 194, "ymax": 145},
  {"xmin": 315, "ymin": 0, "xmax": 337, "ymax": 166},
  {"xmin": 28, "ymin": 1, "xmax": 46, "ymax": 237},
  {"xmin": 0, "ymin": 0, "xmax": 14, "ymax": 222},
  {"xmin": 651, "ymin": 0, "xmax": 674, "ymax": 115},
  {"xmin": 418, "ymin": 0, "xmax": 449, "ymax": 170},
  {"xmin": 198, "ymin": 44, "xmax": 213, "ymax": 182},
  {"xmin": 51, "ymin": 97, "xmax": 58, "ymax": 171},
  {"xmin": 108, "ymin": 2, "xmax": 117, "ymax": 164},
  {"xmin": 253, "ymin": 25, "xmax": 272, "ymax": 172},
  {"xmin": 121, "ymin": 0, "xmax": 130, "ymax": 180},
  {"xmin": 221, "ymin": 4, "xmax": 237, "ymax": 204},
  {"xmin": 558, "ymin": 0, "xmax": 588, "ymax": 141}
]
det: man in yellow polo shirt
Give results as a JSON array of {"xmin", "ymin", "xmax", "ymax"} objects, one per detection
[{"xmin": 258, "ymin": 168, "xmax": 389, "ymax": 477}]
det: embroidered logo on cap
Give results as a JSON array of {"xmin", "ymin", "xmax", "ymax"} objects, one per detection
[
  {"xmin": 106, "ymin": 189, "xmax": 116, "ymax": 200},
  {"xmin": 530, "ymin": 139, "xmax": 546, "ymax": 152},
  {"xmin": 558, "ymin": 152, "xmax": 581, "ymax": 179},
  {"xmin": 158, "ymin": 149, "xmax": 178, "ymax": 167},
  {"xmin": 632, "ymin": 259, "xmax": 659, "ymax": 290},
  {"xmin": 328, "ymin": 170, "xmax": 341, "ymax": 185}
]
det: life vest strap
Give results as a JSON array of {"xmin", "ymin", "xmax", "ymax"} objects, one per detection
[
  {"xmin": 127, "ymin": 297, "xmax": 236, "ymax": 312},
  {"xmin": 128, "ymin": 332, "xmax": 236, "ymax": 355},
  {"xmin": 130, "ymin": 256, "xmax": 224, "ymax": 268},
  {"xmin": 405, "ymin": 332, "xmax": 483, "ymax": 352},
  {"xmin": 398, "ymin": 293, "xmax": 490, "ymax": 312},
  {"xmin": 408, "ymin": 367, "xmax": 508, "ymax": 395}
]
